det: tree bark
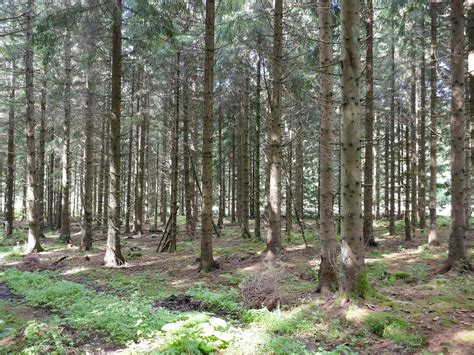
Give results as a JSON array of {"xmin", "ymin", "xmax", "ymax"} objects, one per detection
[
  {"xmin": 318, "ymin": 0, "xmax": 339, "ymax": 293},
  {"xmin": 5, "ymin": 57, "xmax": 16, "ymax": 236},
  {"xmin": 254, "ymin": 55, "xmax": 262, "ymax": 239},
  {"xmin": 104, "ymin": 0, "xmax": 125, "ymax": 266},
  {"xmin": 240, "ymin": 77, "xmax": 251, "ymax": 239},
  {"xmin": 266, "ymin": 0, "xmax": 284, "ymax": 259},
  {"xmin": 340, "ymin": 0, "xmax": 364, "ymax": 296},
  {"xmin": 410, "ymin": 40, "xmax": 417, "ymax": 239},
  {"xmin": 217, "ymin": 110, "xmax": 224, "ymax": 229},
  {"xmin": 183, "ymin": 76, "xmax": 194, "ymax": 237},
  {"xmin": 388, "ymin": 30, "xmax": 396, "ymax": 236},
  {"xmin": 24, "ymin": 0, "xmax": 43, "ymax": 253},
  {"xmin": 38, "ymin": 68, "xmax": 47, "ymax": 237},
  {"xmin": 60, "ymin": 9, "xmax": 72, "ymax": 243},
  {"xmin": 363, "ymin": 0, "xmax": 376, "ymax": 245},
  {"xmin": 199, "ymin": 0, "xmax": 218, "ymax": 272},
  {"xmin": 444, "ymin": 0, "xmax": 470, "ymax": 272},
  {"xmin": 418, "ymin": 16, "xmax": 427, "ymax": 231},
  {"xmin": 82, "ymin": 0, "xmax": 98, "ymax": 250}
]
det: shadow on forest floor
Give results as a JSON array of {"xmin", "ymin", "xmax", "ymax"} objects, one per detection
[{"xmin": 0, "ymin": 216, "xmax": 473, "ymax": 353}]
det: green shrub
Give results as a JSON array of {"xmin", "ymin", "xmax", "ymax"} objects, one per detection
[
  {"xmin": 187, "ymin": 285, "xmax": 246, "ymax": 319},
  {"xmin": 261, "ymin": 336, "xmax": 307, "ymax": 354},
  {"xmin": 23, "ymin": 320, "xmax": 73, "ymax": 354}
]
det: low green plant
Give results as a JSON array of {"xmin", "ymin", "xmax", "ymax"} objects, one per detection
[
  {"xmin": 23, "ymin": 320, "xmax": 73, "ymax": 354},
  {"xmin": 261, "ymin": 335, "xmax": 307, "ymax": 354}
]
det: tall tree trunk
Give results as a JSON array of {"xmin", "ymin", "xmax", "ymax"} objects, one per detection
[
  {"xmin": 5, "ymin": 57, "xmax": 16, "ymax": 236},
  {"xmin": 135, "ymin": 89, "xmax": 146, "ymax": 235},
  {"xmin": 467, "ymin": 0, "xmax": 474, "ymax": 225},
  {"xmin": 183, "ymin": 77, "xmax": 193, "ymax": 237},
  {"xmin": 418, "ymin": 16, "xmax": 427, "ymax": 231},
  {"xmin": 254, "ymin": 55, "xmax": 262, "ymax": 239},
  {"xmin": 410, "ymin": 42, "xmax": 417, "ymax": 239},
  {"xmin": 363, "ymin": 0, "xmax": 376, "ymax": 245},
  {"xmin": 38, "ymin": 69, "xmax": 47, "ymax": 237},
  {"xmin": 389, "ymin": 31, "xmax": 396, "ymax": 236},
  {"xmin": 317, "ymin": 0, "xmax": 338, "ymax": 293},
  {"xmin": 60, "ymin": 13, "xmax": 72, "ymax": 243},
  {"xmin": 266, "ymin": 0, "xmax": 284, "ymax": 259},
  {"xmin": 217, "ymin": 111, "xmax": 224, "ymax": 229},
  {"xmin": 47, "ymin": 136, "xmax": 54, "ymax": 229},
  {"xmin": 285, "ymin": 123, "xmax": 292, "ymax": 238},
  {"xmin": 102, "ymin": 125, "xmax": 110, "ymax": 231},
  {"xmin": 405, "ymin": 120, "xmax": 411, "ymax": 241},
  {"xmin": 169, "ymin": 52, "xmax": 181, "ymax": 252},
  {"xmin": 231, "ymin": 125, "xmax": 236, "ymax": 223},
  {"xmin": 443, "ymin": 0, "xmax": 471, "ymax": 272},
  {"xmin": 97, "ymin": 119, "xmax": 105, "ymax": 227},
  {"xmin": 104, "ymin": 0, "xmax": 125, "ymax": 266},
  {"xmin": 82, "ymin": 0, "xmax": 98, "ymax": 250},
  {"xmin": 125, "ymin": 124, "xmax": 133, "ymax": 233},
  {"xmin": 240, "ymin": 77, "xmax": 251, "ymax": 239},
  {"xmin": 340, "ymin": 0, "xmax": 364, "ymax": 297},
  {"xmin": 199, "ymin": 0, "xmax": 218, "ymax": 272},
  {"xmin": 160, "ymin": 114, "xmax": 168, "ymax": 226},
  {"xmin": 25, "ymin": 0, "xmax": 43, "ymax": 253},
  {"xmin": 375, "ymin": 114, "xmax": 381, "ymax": 219}
]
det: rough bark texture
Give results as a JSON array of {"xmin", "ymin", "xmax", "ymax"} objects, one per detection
[
  {"xmin": 25, "ymin": 0, "xmax": 43, "ymax": 253},
  {"xmin": 363, "ymin": 0, "xmax": 376, "ymax": 245},
  {"xmin": 254, "ymin": 56, "xmax": 262, "ymax": 239},
  {"xmin": 405, "ymin": 120, "xmax": 411, "ymax": 241},
  {"xmin": 388, "ymin": 33, "xmax": 395, "ymax": 236},
  {"xmin": 38, "ymin": 71, "xmax": 46, "ymax": 237},
  {"xmin": 445, "ymin": 0, "xmax": 470, "ymax": 271},
  {"xmin": 82, "ymin": 0, "xmax": 98, "ymax": 250},
  {"xmin": 218, "ymin": 111, "xmax": 224, "ymax": 229},
  {"xmin": 240, "ymin": 77, "xmax": 251, "ymax": 239},
  {"xmin": 60, "ymin": 13, "xmax": 72, "ymax": 243},
  {"xmin": 183, "ymin": 78, "xmax": 193, "ymax": 238},
  {"xmin": 467, "ymin": 0, "xmax": 474, "ymax": 229},
  {"xmin": 418, "ymin": 17, "xmax": 427, "ymax": 231},
  {"xmin": 317, "ymin": 0, "xmax": 338, "ymax": 293},
  {"xmin": 104, "ymin": 0, "xmax": 125, "ymax": 266},
  {"xmin": 340, "ymin": 0, "xmax": 364, "ymax": 296},
  {"xmin": 5, "ymin": 57, "xmax": 16, "ymax": 236},
  {"xmin": 200, "ymin": 0, "xmax": 218, "ymax": 272},
  {"xmin": 285, "ymin": 123, "xmax": 292, "ymax": 238},
  {"xmin": 428, "ymin": 1, "xmax": 439, "ymax": 245},
  {"xmin": 266, "ymin": 0, "xmax": 284, "ymax": 259},
  {"xmin": 135, "ymin": 74, "xmax": 146, "ymax": 235},
  {"xmin": 410, "ymin": 41, "xmax": 417, "ymax": 239}
]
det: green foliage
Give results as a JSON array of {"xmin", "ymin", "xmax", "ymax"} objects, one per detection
[
  {"xmin": 261, "ymin": 335, "xmax": 307, "ymax": 354},
  {"xmin": 1, "ymin": 269, "xmax": 178, "ymax": 345},
  {"xmin": 22, "ymin": 320, "xmax": 73, "ymax": 354},
  {"xmin": 354, "ymin": 270, "xmax": 374, "ymax": 298},
  {"xmin": 364, "ymin": 313, "xmax": 426, "ymax": 349},
  {"xmin": 186, "ymin": 284, "xmax": 246, "ymax": 320}
]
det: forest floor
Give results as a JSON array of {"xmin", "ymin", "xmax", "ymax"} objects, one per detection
[{"xmin": 0, "ymin": 216, "xmax": 473, "ymax": 354}]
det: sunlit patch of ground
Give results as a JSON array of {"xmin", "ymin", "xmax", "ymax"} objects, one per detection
[{"xmin": 0, "ymin": 216, "xmax": 473, "ymax": 353}]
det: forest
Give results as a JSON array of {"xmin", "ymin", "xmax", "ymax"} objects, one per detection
[{"xmin": 0, "ymin": 0, "xmax": 473, "ymax": 353}]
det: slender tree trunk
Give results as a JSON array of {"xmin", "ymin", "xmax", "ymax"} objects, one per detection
[
  {"xmin": 47, "ymin": 131, "xmax": 54, "ymax": 229},
  {"xmin": 135, "ymin": 91, "xmax": 146, "ymax": 235},
  {"xmin": 467, "ymin": 0, "xmax": 474, "ymax": 225},
  {"xmin": 125, "ymin": 124, "xmax": 133, "ymax": 233},
  {"xmin": 60, "ymin": 14, "xmax": 72, "ymax": 243},
  {"xmin": 254, "ymin": 56, "xmax": 262, "ymax": 239},
  {"xmin": 82, "ymin": 0, "xmax": 98, "ymax": 250},
  {"xmin": 25, "ymin": 0, "xmax": 43, "ymax": 253},
  {"xmin": 217, "ymin": 111, "xmax": 224, "ymax": 229},
  {"xmin": 97, "ymin": 119, "xmax": 105, "ymax": 227},
  {"xmin": 240, "ymin": 77, "xmax": 251, "ymax": 239},
  {"xmin": 160, "ymin": 114, "xmax": 168, "ymax": 226},
  {"xmin": 389, "ymin": 32, "xmax": 396, "ymax": 236},
  {"xmin": 183, "ymin": 77, "xmax": 193, "ymax": 237},
  {"xmin": 340, "ymin": 0, "xmax": 364, "ymax": 297},
  {"xmin": 375, "ymin": 114, "xmax": 381, "ymax": 220},
  {"xmin": 5, "ymin": 57, "xmax": 16, "ymax": 236},
  {"xmin": 102, "ymin": 125, "xmax": 110, "ymax": 231},
  {"xmin": 410, "ymin": 42, "xmax": 418, "ymax": 238},
  {"xmin": 285, "ymin": 123, "xmax": 292, "ymax": 238},
  {"xmin": 363, "ymin": 0, "xmax": 376, "ymax": 245},
  {"xmin": 405, "ymin": 120, "xmax": 411, "ymax": 241},
  {"xmin": 317, "ymin": 0, "xmax": 338, "ymax": 293},
  {"xmin": 231, "ymin": 125, "xmax": 236, "ymax": 223},
  {"xmin": 418, "ymin": 16, "xmax": 427, "ymax": 231},
  {"xmin": 169, "ymin": 51, "xmax": 181, "ymax": 252},
  {"xmin": 443, "ymin": 0, "xmax": 471, "ymax": 272},
  {"xmin": 38, "ymin": 69, "xmax": 47, "ymax": 237},
  {"xmin": 266, "ymin": 0, "xmax": 284, "ymax": 259},
  {"xmin": 104, "ymin": 0, "xmax": 125, "ymax": 266},
  {"xmin": 199, "ymin": 0, "xmax": 218, "ymax": 272}
]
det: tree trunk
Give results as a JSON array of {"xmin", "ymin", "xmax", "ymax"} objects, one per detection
[
  {"xmin": 240, "ymin": 77, "xmax": 251, "ymax": 239},
  {"xmin": 135, "ymin": 80, "xmax": 146, "ymax": 236},
  {"xmin": 217, "ymin": 110, "xmax": 224, "ymax": 229},
  {"xmin": 160, "ymin": 112, "xmax": 168, "ymax": 226},
  {"xmin": 444, "ymin": 0, "xmax": 470, "ymax": 272},
  {"xmin": 317, "ymin": 0, "xmax": 338, "ymax": 293},
  {"xmin": 199, "ymin": 0, "xmax": 218, "ymax": 272},
  {"xmin": 97, "ymin": 118, "xmax": 105, "ymax": 227},
  {"xmin": 104, "ymin": 0, "xmax": 125, "ymax": 266},
  {"xmin": 467, "ymin": 0, "xmax": 474, "ymax": 225},
  {"xmin": 254, "ymin": 55, "xmax": 262, "ymax": 239},
  {"xmin": 24, "ymin": 0, "xmax": 43, "ymax": 253},
  {"xmin": 60, "ymin": 13, "xmax": 72, "ymax": 243},
  {"xmin": 82, "ymin": 0, "xmax": 98, "ymax": 250},
  {"xmin": 410, "ymin": 41, "xmax": 417, "ymax": 238},
  {"xmin": 389, "ymin": 32, "xmax": 396, "ymax": 236},
  {"xmin": 5, "ymin": 57, "xmax": 16, "ymax": 236},
  {"xmin": 418, "ymin": 16, "xmax": 427, "ymax": 231},
  {"xmin": 266, "ymin": 0, "xmax": 284, "ymax": 259},
  {"xmin": 38, "ymin": 69, "xmax": 47, "ymax": 237},
  {"xmin": 363, "ymin": 0, "xmax": 376, "ymax": 245},
  {"xmin": 285, "ymin": 123, "xmax": 292, "ymax": 238},
  {"xmin": 375, "ymin": 114, "xmax": 381, "ymax": 220},
  {"xmin": 340, "ymin": 0, "xmax": 364, "ymax": 297},
  {"xmin": 405, "ymin": 120, "xmax": 411, "ymax": 241},
  {"xmin": 169, "ymin": 51, "xmax": 181, "ymax": 252},
  {"xmin": 231, "ymin": 124, "xmax": 236, "ymax": 223},
  {"xmin": 125, "ymin": 124, "xmax": 133, "ymax": 233},
  {"xmin": 183, "ymin": 77, "xmax": 193, "ymax": 237}
]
